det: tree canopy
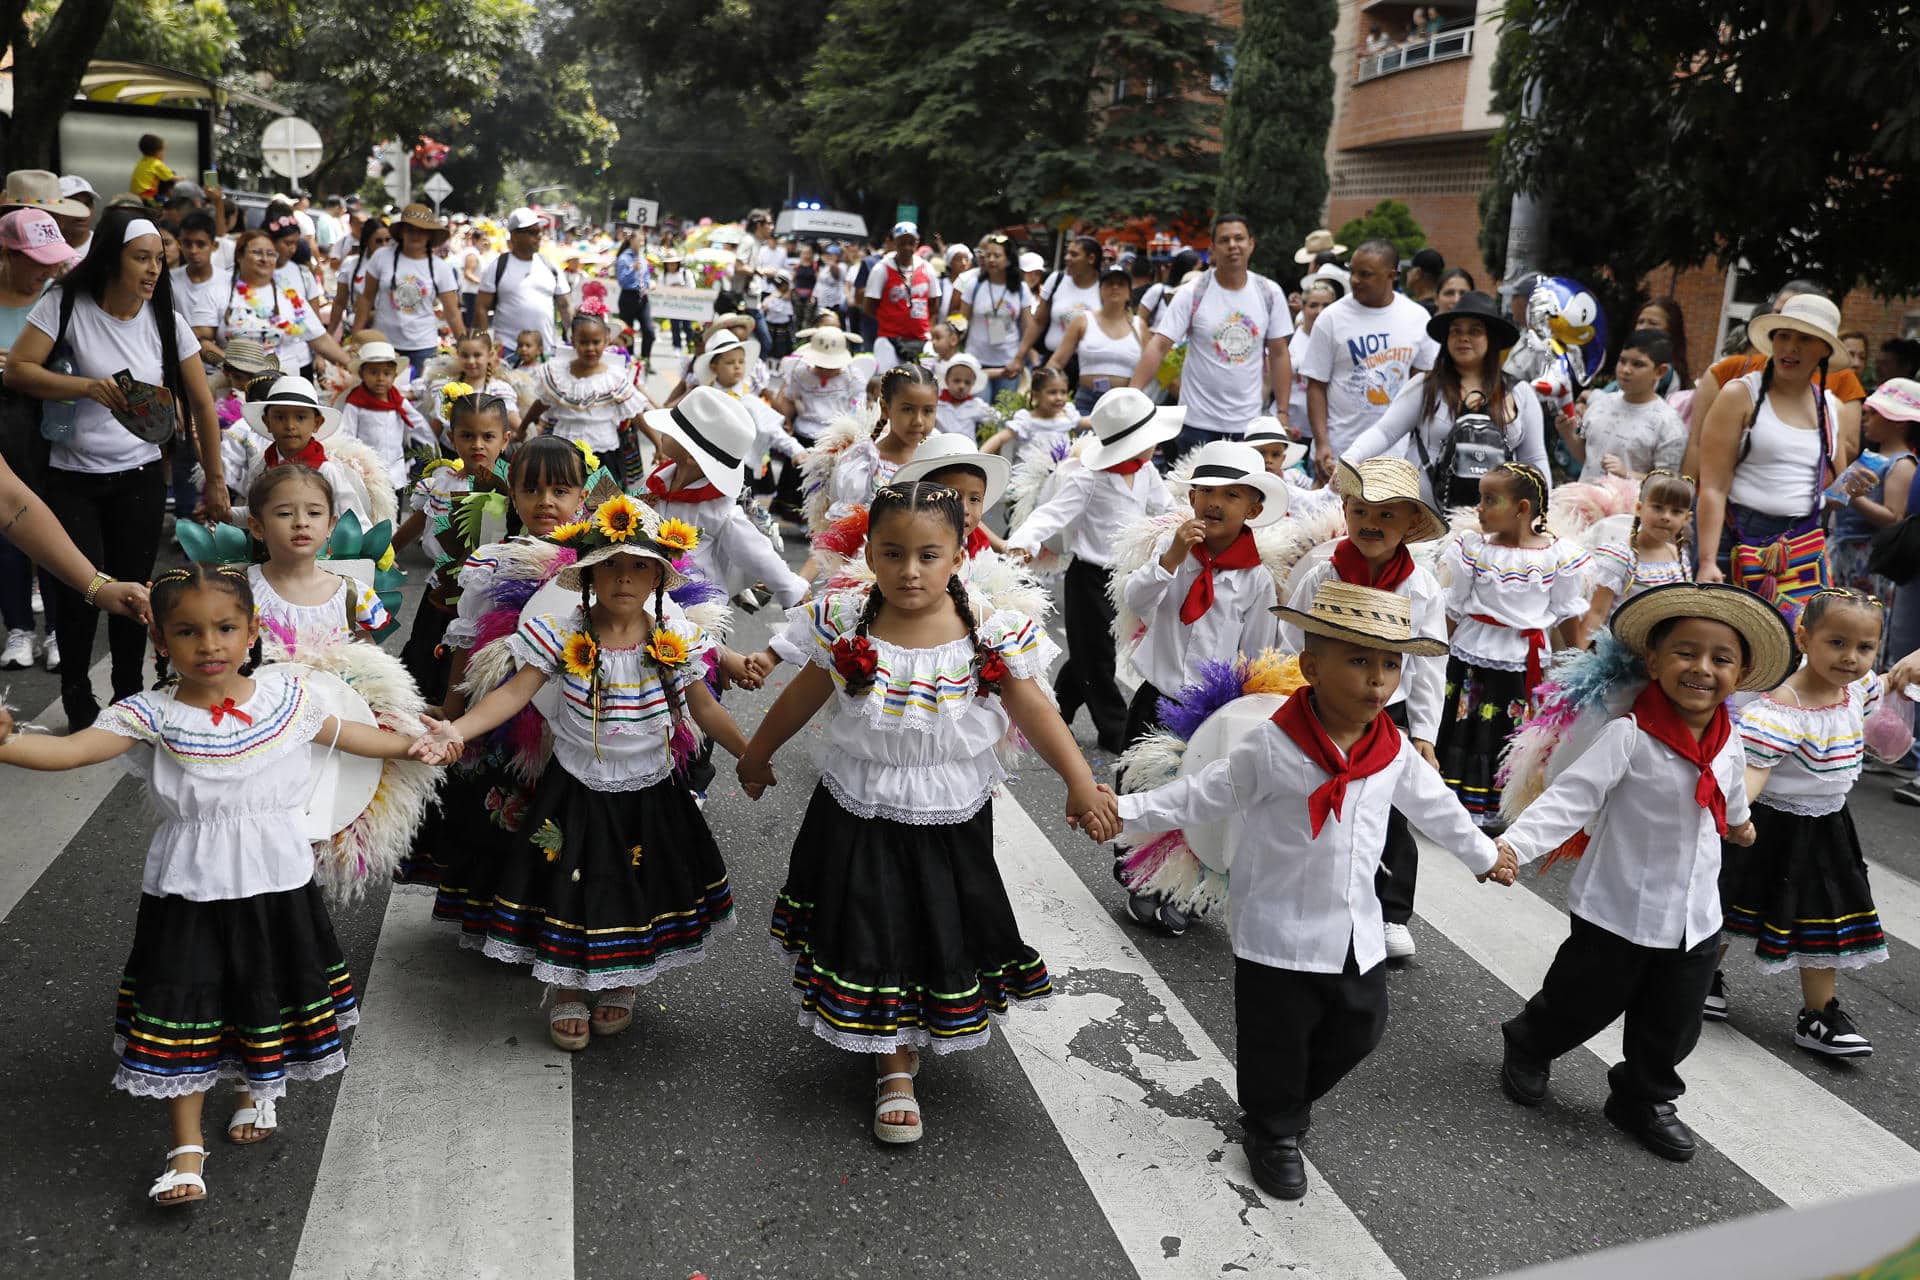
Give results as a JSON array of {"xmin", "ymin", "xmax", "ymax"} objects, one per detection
[
  {"xmin": 1336, "ymin": 199, "xmax": 1428, "ymax": 262},
  {"xmin": 1216, "ymin": 0, "xmax": 1337, "ymax": 280},
  {"xmin": 1481, "ymin": 0, "xmax": 1920, "ymax": 302}
]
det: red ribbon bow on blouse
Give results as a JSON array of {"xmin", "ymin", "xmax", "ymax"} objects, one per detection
[
  {"xmin": 206, "ymin": 697, "xmax": 252, "ymax": 728},
  {"xmin": 643, "ymin": 461, "xmax": 723, "ymax": 505},
  {"xmin": 1270, "ymin": 686, "xmax": 1403, "ymax": 837},
  {"xmin": 1179, "ymin": 528, "xmax": 1261, "ymax": 624},
  {"xmin": 265, "ymin": 438, "xmax": 328, "ymax": 470},
  {"xmin": 1630, "ymin": 682, "xmax": 1732, "ymax": 836},
  {"xmin": 1469, "ymin": 612, "xmax": 1549, "ymax": 692}
]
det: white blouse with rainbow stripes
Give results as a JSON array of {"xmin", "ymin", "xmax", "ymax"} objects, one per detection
[
  {"xmin": 1443, "ymin": 530, "xmax": 1590, "ymax": 672},
  {"xmin": 1739, "ymin": 671, "xmax": 1884, "ymax": 816},
  {"xmin": 248, "ymin": 566, "xmax": 388, "ymax": 649},
  {"xmin": 508, "ymin": 605, "xmax": 714, "ymax": 791},
  {"xmin": 95, "ymin": 667, "xmax": 328, "ymax": 901},
  {"xmin": 774, "ymin": 589, "xmax": 1059, "ymax": 825}
]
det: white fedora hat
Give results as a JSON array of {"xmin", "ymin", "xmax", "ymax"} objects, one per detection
[
  {"xmin": 1083, "ymin": 386, "xmax": 1185, "ymax": 471},
  {"xmin": 690, "ymin": 329, "xmax": 761, "ymax": 384},
  {"xmin": 1241, "ymin": 415, "xmax": 1308, "ymax": 470},
  {"xmin": 643, "ymin": 385, "xmax": 757, "ymax": 499},
  {"xmin": 242, "ymin": 375, "xmax": 343, "ymax": 440},
  {"xmin": 891, "ymin": 431, "xmax": 1011, "ymax": 509},
  {"xmin": 1178, "ymin": 440, "xmax": 1289, "ymax": 527},
  {"xmin": 795, "ymin": 325, "xmax": 859, "ymax": 371}
]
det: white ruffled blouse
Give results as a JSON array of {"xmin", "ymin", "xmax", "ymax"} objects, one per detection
[
  {"xmin": 827, "ymin": 435, "xmax": 904, "ymax": 523},
  {"xmin": 537, "ymin": 358, "xmax": 651, "ymax": 453},
  {"xmin": 1586, "ymin": 540, "xmax": 1690, "ymax": 607},
  {"xmin": 1738, "ymin": 672, "xmax": 1883, "ymax": 816},
  {"xmin": 1444, "ymin": 530, "xmax": 1590, "ymax": 671},
  {"xmin": 248, "ymin": 565, "xmax": 388, "ymax": 650},
  {"xmin": 96, "ymin": 666, "xmax": 328, "ymax": 901},
  {"xmin": 773, "ymin": 590, "xmax": 1059, "ymax": 824}
]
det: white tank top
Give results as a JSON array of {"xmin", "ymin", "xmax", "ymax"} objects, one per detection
[
  {"xmin": 1074, "ymin": 311, "xmax": 1144, "ymax": 379},
  {"xmin": 1726, "ymin": 370, "xmax": 1838, "ymax": 518}
]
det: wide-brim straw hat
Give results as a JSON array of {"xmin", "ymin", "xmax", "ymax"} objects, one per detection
[
  {"xmin": 1865, "ymin": 377, "xmax": 1920, "ymax": 424},
  {"xmin": 553, "ymin": 495, "xmax": 689, "ymax": 592},
  {"xmin": 1293, "ymin": 228, "xmax": 1349, "ymax": 265},
  {"xmin": 1271, "ymin": 580, "xmax": 1450, "ymax": 656},
  {"xmin": 220, "ymin": 335, "xmax": 281, "ymax": 380},
  {"xmin": 557, "ymin": 542, "xmax": 688, "ymax": 594},
  {"xmin": 1607, "ymin": 582, "xmax": 1797, "ymax": 693},
  {"xmin": 241, "ymin": 375, "xmax": 342, "ymax": 440},
  {"xmin": 1332, "ymin": 458, "xmax": 1448, "ymax": 544},
  {"xmin": 395, "ymin": 203, "xmax": 451, "ymax": 247},
  {"xmin": 892, "ymin": 431, "xmax": 1011, "ymax": 509},
  {"xmin": 641, "ymin": 385, "xmax": 758, "ymax": 499},
  {"xmin": 1427, "ymin": 290, "xmax": 1519, "ymax": 351},
  {"xmin": 1084, "ymin": 386, "xmax": 1185, "ymax": 471},
  {"xmin": 1177, "ymin": 440, "xmax": 1290, "ymax": 527},
  {"xmin": 1747, "ymin": 295, "xmax": 1850, "ymax": 370},
  {"xmin": 1241, "ymin": 415, "xmax": 1308, "ymax": 471},
  {"xmin": 0, "ymin": 169, "xmax": 88, "ymax": 218}
]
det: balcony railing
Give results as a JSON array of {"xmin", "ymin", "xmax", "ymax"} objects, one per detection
[{"xmin": 1356, "ymin": 19, "xmax": 1476, "ymax": 82}]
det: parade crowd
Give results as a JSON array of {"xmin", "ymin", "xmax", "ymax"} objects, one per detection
[{"xmin": 1, "ymin": 152, "xmax": 1918, "ymax": 1215}]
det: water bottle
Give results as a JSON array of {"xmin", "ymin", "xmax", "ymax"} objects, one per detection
[{"xmin": 40, "ymin": 347, "xmax": 78, "ymax": 443}]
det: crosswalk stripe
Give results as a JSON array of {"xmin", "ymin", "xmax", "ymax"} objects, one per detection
[
  {"xmin": 0, "ymin": 657, "xmax": 117, "ymax": 922},
  {"xmin": 291, "ymin": 891, "xmax": 576, "ymax": 1280},
  {"xmin": 1413, "ymin": 835, "xmax": 1920, "ymax": 1206},
  {"xmin": 1862, "ymin": 855, "xmax": 1920, "ymax": 950},
  {"xmin": 992, "ymin": 790, "xmax": 1405, "ymax": 1280}
]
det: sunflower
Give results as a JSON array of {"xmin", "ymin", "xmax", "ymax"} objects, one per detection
[
  {"xmin": 595, "ymin": 494, "xmax": 643, "ymax": 543},
  {"xmin": 561, "ymin": 631, "xmax": 599, "ymax": 679},
  {"xmin": 646, "ymin": 627, "xmax": 692, "ymax": 666},
  {"xmin": 549, "ymin": 520, "xmax": 589, "ymax": 544},
  {"xmin": 655, "ymin": 517, "xmax": 700, "ymax": 553}
]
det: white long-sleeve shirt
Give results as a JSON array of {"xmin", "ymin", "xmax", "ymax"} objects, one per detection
[
  {"xmin": 1503, "ymin": 714, "xmax": 1750, "ymax": 950},
  {"xmin": 1278, "ymin": 557, "xmax": 1446, "ymax": 742},
  {"xmin": 1342, "ymin": 375, "xmax": 1552, "ymax": 510},
  {"xmin": 643, "ymin": 464, "xmax": 808, "ymax": 607},
  {"xmin": 1118, "ymin": 716, "xmax": 1498, "ymax": 972},
  {"xmin": 338, "ymin": 398, "xmax": 435, "ymax": 490},
  {"xmin": 1123, "ymin": 529, "xmax": 1278, "ymax": 694},
  {"xmin": 1007, "ymin": 459, "xmax": 1174, "ymax": 568}
]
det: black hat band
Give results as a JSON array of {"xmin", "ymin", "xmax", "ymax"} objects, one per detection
[
  {"xmin": 672, "ymin": 407, "xmax": 742, "ymax": 470},
  {"xmin": 1103, "ymin": 407, "xmax": 1157, "ymax": 446}
]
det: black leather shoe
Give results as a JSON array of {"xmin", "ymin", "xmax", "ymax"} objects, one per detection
[
  {"xmin": 1245, "ymin": 1133, "xmax": 1307, "ymax": 1201},
  {"xmin": 1500, "ymin": 1040, "xmax": 1550, "ymax": 1107},
  {"xmin": 1603, "ymin": 1094, "xmax": 1696, "ymax": 1162}
]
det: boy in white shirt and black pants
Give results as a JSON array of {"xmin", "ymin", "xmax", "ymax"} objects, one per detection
[
  {"xmin": 1117, "ymin": 440, "xmax": 1288, "ymax": 931},
  {"xmin": 1008, "ymin": 389, "xmax": 1181, "ymax": 753},
  {"xmin": 1494, "ymin": 583, "xmax": 1793, "ymax": 1163},
  {"xmin": 1111, "ymin": 581, "xmax": 1513, "ymax": 1201}
]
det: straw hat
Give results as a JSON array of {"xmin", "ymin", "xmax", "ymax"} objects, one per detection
[
  {"xmin": 395, "ymin": 203, "xmax": 450, "ymax": 247},
  {"xmin": 0, "ymin": 169, "xmax": 88, "ymax": 218},
  {"xmin": 1607, "ymin": 582, "xmax": 1797, "ymax": 693},
  {"xmin": 642, "ymin": 385, "xmax": 757, "ymax": 498},
  {"xmin": 1242, "ymin": 416, "xmax": 1308, "ymax": 471},
  {"xmin": 552, "ymin": 494, "xmax": 688, "ymax": 592},
  {"xmin": 1747, "ymin": 295, "xmax": 1850, "ymax": 370},
  {"xmin": 219, "ymin": 335, "xmax": 281, "ymax": 382},
  {"xmin": 1083, "ymin": 386, "xmax": 1186, "ymax": 471},
  {"xmin": 1331, "ymin": 458, "xmax": 1448, "ymax": 544},
  {"xmin": 1270, "ymin": 580, "xmax": 1450, "ymax": 656},
  {"xmin": 1293, "ymin": 228, "xmax": 1349, "ymax": 265},
  {"xmin": 242, "ymin": 375, "xmax": 342, "ymax": 439},
  {"xmin": 691, "ymin": 329, "xmax": 761, "ymax": 384},
  {"xmin": 1178, "ymin": 440, "xmax": 1290, "ymax": 527},
  {"xmin": 892, "ymin": 431, "xmax": 1011, "ymax": 509}
]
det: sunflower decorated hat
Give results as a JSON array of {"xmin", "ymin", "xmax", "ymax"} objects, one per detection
[{"xmin": 549, "ymin": 492, "xmax": 697, "ymax": 592}]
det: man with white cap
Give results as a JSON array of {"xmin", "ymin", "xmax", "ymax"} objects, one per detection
[
  {"xmin": 474, "ymin": 208, "xmax": 571, "ymax": 353},
  {"xmin": 861, "ymin": 220, "xmax": 937, "ymax": 369}
]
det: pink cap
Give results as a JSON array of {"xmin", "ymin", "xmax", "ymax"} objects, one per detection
[
  {"xmin": 1866, "ymin": 377, "xmax": 1920, "ymax": 424},
  {"xmin": 0, "ymin": 208, "xmax": 78, "ymax": 266}
]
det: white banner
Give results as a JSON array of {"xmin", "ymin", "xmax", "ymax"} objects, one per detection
[{"xmin": 650, "ymin": 285, "xmax": 717, "ymax": 323}]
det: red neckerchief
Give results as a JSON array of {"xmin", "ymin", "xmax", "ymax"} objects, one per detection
[
  {"xmin": 346, "ymin": 385, "xmax": 404, "ymax": 412},
  {"xmin": 1270, "ymin": 686, "xmax": 1403, "ymax": 837},
  {"xmin": 940, "ymin": 389, "xmax": 970, "ymax": 405},
  {"xmin": 1104, "ymin": 458, "xmax": 1148, "ymax": 475},
  {"xmin": 1630, "ymin": 682, "xmax": 1732, "ymax": 836},
  {"xmin": 265, "ymin": 438, "xmax": 327, "ymax": 469},
  {"xmin": 1468, "ymin": 612, "xmax": 1549, "ymax": 691},
  {"xmin": 966, "ymin": 526, "xmax": 991, "ymax": 558},
  {"xmin": 207, "ymin": 697, "xmax": 252, "ymax": 727},
  {"xmin": 644, "ymin": 461, "xmax": 722, "ymax": 505},
  {"xmin": 1180, "ymin": 528, "xmax": 1262, "ymax": 624},
  {"xmin": 1331, "ymin": 538, "xmax": 1415, "ymax": 592}
]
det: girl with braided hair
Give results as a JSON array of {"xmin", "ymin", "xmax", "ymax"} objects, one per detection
[
  {"xmin": 417, "ymin": 494, "xmax": 748, "ymax": 1052},
  {"xmin": 737, "ymin": 480, "xmax": 1120, "ymax": 1145},
  {"xmin": 1437, "ymin": 461, "xmax": 1590, "ymax": 826},
  {"xmin": 1577, "ymin": 471, "xmax": 1695, "ymax": 647},
  {"xmin": 0, "ymin": 563, "xmax": 433, "ymax": 1206}
]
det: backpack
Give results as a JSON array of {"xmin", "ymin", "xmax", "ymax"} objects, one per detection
[
  {"xmin": 1410, "ymin": 388, "xmax": 1514, "ymax": 509},
  {"xmin": 1183, "ymin": 268, "xmax": 1282, "ymax": 334}
]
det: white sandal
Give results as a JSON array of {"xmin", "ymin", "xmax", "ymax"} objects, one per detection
[
  {"xmin": 549, "ymin": 1001, "xmax": 592, "ymax": 1051},
  {"xmin": 590, "ymin": 988, "xmax": 637, "ymax": 1038},
  {"xmin": 227, "ymin": 1096, "xmax": 278, "ymax": 1144},
  {"xmin": 148, "ymin": 1144, "xmax": 207, "ymax": 1207},
  {"xmin": 873, "ymin": 1073, "xmax": 923, "ymax": 1144}
]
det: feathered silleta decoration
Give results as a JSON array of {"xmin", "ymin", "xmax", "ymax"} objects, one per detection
[
  {"xmin": 799, "ymin": 411, "xmax": 877, "ymax": 534},
  {"xmin": 1496, "ymin": 629, "xmax": 1647, "ymax": 868},
  {"xmin": 1004, "ymin": 433, "xmax": 1094, "ymax": 577},
  {"xmin": 811, "ymin": 507, "xmax": 870, "ymax": 561},
  {"xmin": 1113, "ymin": 650, "xmax": 1307, "ymax": 914}
]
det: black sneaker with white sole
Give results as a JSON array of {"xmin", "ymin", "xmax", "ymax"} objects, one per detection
[
  {"xmin": 1795, "ymin": 998, "xmax": 1873, "ymax": 1058},
  {"xmin": 1125, "ymin": 891, "xmax": 1190, "ymax": 937},
  {"xmin": 1702, "ymin": 970, "xmax": 1728, "ymax": 1022}
]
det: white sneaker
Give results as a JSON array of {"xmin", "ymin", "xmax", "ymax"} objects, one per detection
[
  {"xmin": 39, "ymin": 633, "xmax": 59, "ymax": 672},
  {"xmin": 29, "ymin": 583, "xmax": 42, "ymax": 615},
  {"xmin": 1382, "ymin": 921, "xmax": 1417, "ymax": 960},
  {"xmin": 1, "ymin": 628, "xmax": 32, "ymax": 669}
]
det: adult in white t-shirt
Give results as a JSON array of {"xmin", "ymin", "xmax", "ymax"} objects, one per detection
[
  {"xmin": 1131, "ymin": 215, "xmax": 1294, "ymax": 453},
  {"xmin": 951, "ymin": 237, "xmax": 1032, "ymax": 397},
  {"xmin": 354, "ymin": 207, "xmax": 464, "ymax": 373},
  {"xmin": 475, "ymin": 209, "xmax": 570, "ymax": 352},
  {"xmin": 1011, "ymin": 235, "xmax": 1102, "ymax": 373},
  {"xmin": 1298, "ymin": 240, "xmax": 1438, "ymax": 481}
]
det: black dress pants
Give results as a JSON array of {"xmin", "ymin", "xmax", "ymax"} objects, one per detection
[
  {"xmin": 1053, "ymin": 557, "xmax": 1127, "ymax": 748},
  {"xmin": 43, "ymin": 461, "xmax": 166, "ymax": 716},
  {"xmin": 1236, "ymin": 950, "xmax": 1389, "ymax": 1139},
  {"xmin": 1376, "ymin": 702, "xmax": 1419, "ymax": 925}
]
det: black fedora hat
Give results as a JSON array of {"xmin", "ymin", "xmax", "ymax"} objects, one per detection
[{"xmin": 1427, "ymin": 290, "xmax": 1519, "ymax": 350}]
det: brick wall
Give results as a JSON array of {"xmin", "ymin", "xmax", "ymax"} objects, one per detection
[
  {"xmin": 1336, "ymin": 60, "xmax": 1473, "ymax": 150},
  {"xmin": 1324, "ymin": 141, "xmax": 1492, "ymax": 293},
  {"xmin": 1642, "ymin": 264, "xmax": 1920, "ymax": 382}
]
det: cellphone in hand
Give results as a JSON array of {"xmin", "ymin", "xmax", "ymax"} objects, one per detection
[{"xmin": 201, "ymin": 169, "xmax": 218, "ymax": 189}]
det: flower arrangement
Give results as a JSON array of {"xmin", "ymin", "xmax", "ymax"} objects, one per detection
[
  {"xmin": 549, "ymin": 520, "xmax": 589, "ymax": 544},
  {"xmin": 438, "ymin": 380, "xmax": 474, "ymax": 419},
  {"xmin": 595, "ymin": 494, "xmax": 643, "ymax": 542},
  {"xmin": 976, "ymin": 652, "xmax": 1009, "ymax": 694},
  {"xmin": 831, "ymin": 634, "xmax": 879, "ymax": 682},
  {"xmin": 654, "ymin": 518, "xmax": 700, "ymax": 553},
  {"xmin": 561, "ymin": 631, "xmax": 599, "ymax": 679},
  {"xmin": 646, "ymin": 627, "xmax": 692, "ymax": 666}
]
